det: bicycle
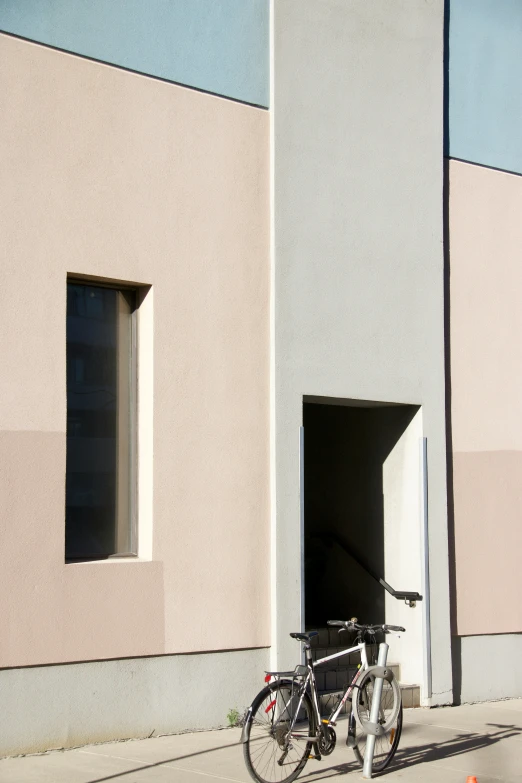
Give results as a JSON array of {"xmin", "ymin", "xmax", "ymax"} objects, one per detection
[{"xmin": 242, "ymin": 618, "xmax": 405, "ymax": 783}]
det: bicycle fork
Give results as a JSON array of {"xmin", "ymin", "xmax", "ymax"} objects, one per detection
[{"xmin": 346, "ymin": 707, "xmax": 357, "ymax": 747}]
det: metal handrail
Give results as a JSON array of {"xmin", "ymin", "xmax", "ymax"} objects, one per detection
[{"xmin": 310, "ymin": 532, "xmax": 422, "ymax": 605}]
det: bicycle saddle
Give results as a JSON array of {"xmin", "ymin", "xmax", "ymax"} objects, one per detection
[{"xmin": 289, "ymin": 631, "xmax": 318, "ymax": 642}]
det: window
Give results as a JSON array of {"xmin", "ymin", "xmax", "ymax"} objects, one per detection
[{"xmin": 66, "ymin": 281, "xmax": 137, "ymax": 560}]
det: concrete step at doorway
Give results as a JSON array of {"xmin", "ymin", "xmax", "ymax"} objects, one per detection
[
  {"xmin": 318, "ymin": 681, "xmax": 420, "ymax": 716},
  {"xmin": 312, "ymin": 663, "xmax": 401, "ymax": 692}
]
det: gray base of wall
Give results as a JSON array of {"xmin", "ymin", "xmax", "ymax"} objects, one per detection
[
  {"xmin": 452, "ymin": 634, "xmax": 522, "ymax": 703},
  {"xmin": 0, "ymin": 647, "xmax": 269, "ymax": 758}
]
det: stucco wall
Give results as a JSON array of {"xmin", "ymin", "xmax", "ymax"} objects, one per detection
[
  {"xmin": 272, "ymin": 0, "xmax": 452, "ymax": 704},
  {"xmin": 0, "ymin": 0, "xmax": 269, "ymax": 106},
  {"xmin": 383, "ymin": 410, "xmax": 425, "ymax": 691},
  {"xmin": 447, "ymin": 1, "xmax": 522, "ymax": 701},
  {"xmin": 0, "ymin": 34, "xmax": 270, "ymax": 667},
  {"xmin": 449, "ymin": 159, "xmax": 522, "ymax": 637},
  {"xmin": 448, "ymin": 0, "xmax": 522, "ymax": 174},
  {"xmin": 0, "ymin": 648, "xmax": 268, "ymax": 756},
  {"xmin": 454, "ymin": 635, "xmax": 522, "ymax": 703}
]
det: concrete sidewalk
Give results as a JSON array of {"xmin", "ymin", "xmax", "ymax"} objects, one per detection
[{"xmin": 1, "ymin": 699, "xmax": 521, "ymax": 783}]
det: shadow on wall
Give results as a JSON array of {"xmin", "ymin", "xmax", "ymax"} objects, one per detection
[
  {"xmin": 451, "ymin": 635, "xmax": 462, "ymax": 705},
  {"xmin": 443, "ymin": 1, "xmax": 461, "ymax": 704},
  {"xmin": 303, "ymin": 400, "xmax": 418, "ymax": 628},
  {"xmin": 444, "ymin": 158, "xmax": 462, "ymax": 706},
  {"xmin": 443, "ymin": 0, "xmax": 459, "ymax": 651}
]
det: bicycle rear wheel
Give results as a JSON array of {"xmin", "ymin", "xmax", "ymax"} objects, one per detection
[
  {"xmin": 352, "ymin": 678, "xmax": 403, "ymax": 772},
  {"xmin": 243, "ymin": 680, "xmax": 314, "ymax": 783}
]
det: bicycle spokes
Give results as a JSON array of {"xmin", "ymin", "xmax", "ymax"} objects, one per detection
[{"xmin": 244, "ymin": 683, "xmax": 314, "ymax": 783}]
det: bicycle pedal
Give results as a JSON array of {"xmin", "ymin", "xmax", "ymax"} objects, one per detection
[{"xmin": 308, "ymin": 754, "xmax": 322, "ymax": 761}]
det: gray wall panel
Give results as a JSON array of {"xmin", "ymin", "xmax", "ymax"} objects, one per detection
[
  {"xmin": 0, "ymin": 648, "xmax": 268, "ymax": 757},
  {"xmin": 456, "ymin": 635, "xmax": 522, "ymax": 703}
]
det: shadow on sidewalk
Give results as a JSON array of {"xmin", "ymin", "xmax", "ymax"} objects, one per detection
[
  {"xmin": 86, "ymin": 722, "xmax": 522, "ymax": 783},
  {"xmin": 85, "ymin": 737, "xmax": 242, "ymax": 782},
  {"xmin": 299, "ymin": 722, "xmax": 522, "ymax": 780}
]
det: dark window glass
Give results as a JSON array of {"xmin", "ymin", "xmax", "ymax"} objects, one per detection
[{"xmin": 66, "ymin": 282, "xmax": 136, "ymax": 559}]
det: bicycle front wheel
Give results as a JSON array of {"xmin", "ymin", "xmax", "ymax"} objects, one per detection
[
  {"xmin": 243, "ymin": 680, "xmax": 314, "ymax": 783},
  {"xmin": 352, "ymin": 678, "xmax": 403, "ymax": 772}
]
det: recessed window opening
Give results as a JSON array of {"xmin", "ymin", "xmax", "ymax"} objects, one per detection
[{"xmin": 66, "ymin": 280, "xmax": 137, "ymax": 561}]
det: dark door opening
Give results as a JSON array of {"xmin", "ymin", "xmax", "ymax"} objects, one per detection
[{"xmin": 303, "ymin": 399, "xmax": 418, "ymax": 629}]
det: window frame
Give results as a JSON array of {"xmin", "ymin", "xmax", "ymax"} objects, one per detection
[{"xmin": 65, "ymin": 276, "xmax": 139, "ymax": 562}]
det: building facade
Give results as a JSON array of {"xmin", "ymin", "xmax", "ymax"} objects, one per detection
[
  {"xmin": 447, "ymin": 0, "xmax": 522, "ymax": 702},
  {"xmin": 0, "ymin": 0, "xmax": 520, "ymax": 756}
]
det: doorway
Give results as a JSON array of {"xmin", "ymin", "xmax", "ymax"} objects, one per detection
[{"xmin": 303, "ymin": 397, "xmax": 425, "ymax": 686}]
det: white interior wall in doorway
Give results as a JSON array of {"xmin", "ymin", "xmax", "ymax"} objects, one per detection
[{"xmin": 383, "ymin": 409, "xmax": 425, "ymax": 697}]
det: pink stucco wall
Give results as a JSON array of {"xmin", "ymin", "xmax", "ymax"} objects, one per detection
[
  {"xmin": 449, "ymin": 159, "xmax": 522, "ymax": 636},
  {"xmin": 0, "ymin": 35, "xmax": 270, "ymax": 666}
]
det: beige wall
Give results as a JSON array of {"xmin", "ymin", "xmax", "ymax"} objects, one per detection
[
  {"xmin": 449, "ymin": 159, "xmax": 522, "ymax": 636},
  {"xmin": 0, "ymin": 35, "xmax": 270, "ymax": 666}
]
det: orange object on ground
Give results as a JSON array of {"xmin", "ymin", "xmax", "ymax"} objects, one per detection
[{"xmin": 466, "ymin": 777, "xmax": 478, "ymax": 783}]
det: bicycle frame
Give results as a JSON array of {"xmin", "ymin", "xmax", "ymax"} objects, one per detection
[
  {"xmin": 314, "ymin": 640, "xmax": 370, "ymax": 724},
  {"xmin": 272, "ymin": 640, "xmax": 371, "ymax": 750}
]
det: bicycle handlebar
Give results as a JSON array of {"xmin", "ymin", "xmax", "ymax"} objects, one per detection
[{"xmin": 327, "ymin": 619, "xmax": 406, "ymax": 633}]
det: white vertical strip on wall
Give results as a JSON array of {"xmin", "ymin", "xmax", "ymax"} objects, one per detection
[
  {"xmin": 420, "ymin": 436, "xmax": 433, "ymax": 702},
  {"xmin": 299, "ymin": 425, "xmax": 305, "ymax": 633},
  {"xmin": 137, "ymin": 287, "xmax": 154, "ymax": 560},
  {"xmin": 269, "ymin": 0, "xmax": 278, "ymax": 670}
]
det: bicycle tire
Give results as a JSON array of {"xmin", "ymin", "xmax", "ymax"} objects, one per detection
[
  {"xmin": 352, "ymin": 680, "xmax": 403, "ymax": 772},
  {"xmin": 243, "ymin": 680, "xmax": 314, "ymax": 783}
]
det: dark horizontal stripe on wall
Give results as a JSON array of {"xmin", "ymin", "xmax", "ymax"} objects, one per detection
[
  {"xmin": 454, "ymin": 632, "xmax": 522, "ymax": 639},
  {"xmin": 0, "ymin": 30, "xmax": 269, "ymax": 111},
  {"xmin": 447, "ymin": 156, "xmax": 522, "ymax": 179},
  {"xmin": 0, "ymin": 646, "xmax": 271, "ymax": 672}
]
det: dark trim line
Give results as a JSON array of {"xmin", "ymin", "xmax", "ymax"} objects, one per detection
[
  {"xmin": 453, "ymin": 632, "xmax": 522, "ymax": 639},
  {"xmin": 0, "ymin": 646, "xmax": 270, "ymax": 672},
  {"xmin": 443, "ymin": 0, "xmax": 449, "ymax": 157},
  {"xmin": 0, "ymin": 29, "xmax": 269, "ymax": 111},
  {"xmin": 448, "ymin": 156, "xmax": 522, "ymax": 179}
]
